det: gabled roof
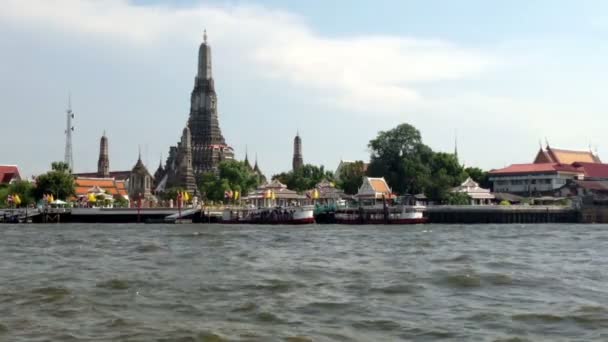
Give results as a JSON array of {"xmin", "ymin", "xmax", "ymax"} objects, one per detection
[
  {"xmin": 73, "ymin": 170, "xmax": 131, "ymax": 181},
  {"xmin": 489, "ymin": 163, "xmax": 583, "ymax": 176},
  {"xmin": 534, "ymin": 146, "xmax": 601, "ymax": 164},
  {"xmin": 356, "ymin": 177, "xmax": 392, "ymax": 199},
  {"xmin": 0, "ymin": 165, "xmax": 21, "ymax": 184}
]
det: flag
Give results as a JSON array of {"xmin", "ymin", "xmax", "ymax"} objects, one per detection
[
  {"xmin": 49, "ymin": 194, "xmax": 54, "ymax": 203},
  {"xmin": 271, "ymin": 191, "xmax": 276, "ymax": 200},
  {"xmin": 233, "ymin": 191, "xmax": 239, "ymax": 200},
  {"xmin": 88, "ymin": 193, "xmax": 96, "ymax": 203},
  {"xmin": 14, "ymin": 194, "xmax": 21, "ymax": 206},
  {"xmin": 312, "ymin": 189, "xmax": 320, "ymax": 199},
  {"xmin": 7, "ymin": 195, "xmax": 13, "ymax": 204}
]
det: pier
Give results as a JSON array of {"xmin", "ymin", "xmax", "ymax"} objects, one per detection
[{"xmin": 426, "ymin": 205, "xmax": 578, "ymax": 224}]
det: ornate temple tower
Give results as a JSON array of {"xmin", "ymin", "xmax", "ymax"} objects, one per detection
[
  {"xmin": 188, "ymin": 30, "xmax": 234, "ymax": 174},
  {"xmin": 178, "ymin": 126, "xmax": 196, "ymax": 193},
  {"xmin": 128, "ymin": 152, "xmax": 156, "ymax": 206},
  {"xmin": 292, "ymin": 132, "xmax": 303, "ymax": 171},
  {"xmin": 97, "ymin": 132, "xmax": 110, "ymax": 178}
]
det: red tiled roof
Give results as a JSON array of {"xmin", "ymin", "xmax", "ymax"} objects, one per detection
[
  {"xmin": 74, "ymin": 177, "xmax": 128, "ymax": 197},
  {"xmin": 573, "ymin": 162, "xmax": 608, "ymax": 179},
  {"xmin": 0, "ymin": 165, "xmax": 21, "ymax": 184},
  {"xmin": 489, "ymin": 163, "xmax": 583, "ymax": 175}
]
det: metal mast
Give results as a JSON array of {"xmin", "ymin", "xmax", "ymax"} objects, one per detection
[{"xmin": 64, "ymin": 94, "xmax": 75, "ymax": 171}]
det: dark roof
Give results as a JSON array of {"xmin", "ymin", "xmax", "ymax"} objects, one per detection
[
  {"xmin": 73, "ymin": 171, "xmax": 131, "ymax": 181},
  {"xmin": 493, "ymin": 192, "xmax": 524, "ymax": 202}
]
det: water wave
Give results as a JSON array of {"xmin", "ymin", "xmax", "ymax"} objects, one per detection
[{"xmin": 96, "ymin": 279, "xmax": 130, "ymax": 290}]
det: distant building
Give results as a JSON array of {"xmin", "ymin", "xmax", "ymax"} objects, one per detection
[
  {"xmin": 0, "ymin": 165, "xmax": 21, "ymax": 185},
  {"xmin": 489, "ymin": 144, "xmax": 605, "ymax": 195},
  {"xmin": 245, "ymin": 179, "xmax": 306, "ymax": 207},
  {"xmin": 355, "ymin": 177, "xmax": 393, "ymax": 203},
  {"xmin": 128, "ymin": 153, "xmax": 156, "ymax": 206},
  {"xmin": 74, "ymin": 177, "xmax": 128, "ymax": 201},
  {"xmin": 292, "ymin": 132, "xmax": 303, "ymax": 171},
  {"xmin": 73, "ymin": 133, "xmax": 131, "ymax": 181},
  {"xmin": 451, "ymin": 177, "xmax": 495, "ymax": 205},
  {"xmin": 306, "ymin": 179, "xmax": 347, "ymax": 205}
]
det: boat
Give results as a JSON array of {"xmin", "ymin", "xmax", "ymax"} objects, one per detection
[
  {"xmin": 221, "ymin": 205, "xmax": 315, "ymax": 224},
  {"xmin": 334, "ymin": 203, "xmax": 427, "ymax": 224}
]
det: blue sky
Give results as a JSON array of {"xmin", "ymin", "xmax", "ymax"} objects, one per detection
[{"xmin": 2, "ymin": 0, "xmax": 608, "ymax": 178}]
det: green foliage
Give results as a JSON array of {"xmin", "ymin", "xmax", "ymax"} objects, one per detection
[
  {"xmin": 113, "ymin": 195, "xmax": 129, "ymax": 208},
  {"xmin": 464, "ymin": 167, "xmax": 491, "ymax": 189},
  {"xmin": 34, "ymin": 161, "xmax": 75, "ymax": 200},
  {"xmin": 499, "ymin": 200, "xmax": 511, "ymax": 206},
  {"xmin": 272, "ymin": 164, "xmax": 334, "ymax": 193},
  {"xmin": 217, "ymin": 160, "xmax": 260, "ymax": 195},
  {"xmin": 444, "ymin": 192, "xmax": 472, "ymax": 205},
  {"xmin": 337, "ymin": 161, "xmax": 366, "ymax": 195},
  {"xmin": 198, "ymin": 173, "xmax": 231, "ymax": 202},
  {"xmin": 367, "ymin": 123, "xmax": 467, "ymax": 202},
  {"xmin": 0, "ymin": 180, "xmax": 36, "ymax": 207}
]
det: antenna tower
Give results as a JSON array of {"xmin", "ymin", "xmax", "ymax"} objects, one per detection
[{"xmin": 64, "ymin": 94, "xmax": 75, "ymax": 171}]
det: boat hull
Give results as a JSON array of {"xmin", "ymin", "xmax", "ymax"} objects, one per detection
[
  {"xmin": 220, "ymin": 206, "xmax": 315, "ymax": 225},
  {"xmin": 335, "ymin": 217, "xmax": 428, "ymax": 225}
]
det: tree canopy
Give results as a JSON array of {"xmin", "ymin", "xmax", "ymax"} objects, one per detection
[
  {"xmin": 272, "ymin": 164, "xmax": 334, "ymax": 193},
  {"xmin": 336, "ymin": 161, "xmax": 366, "ymax": 195},
  {"xmin": 367, "ymin": 123, "xmax": 467, "ymax": 203},
  {"xmin": 465, "ymin": 167, "xmax": 491, "ymax": 189},
  {"xmin": 0, "ymin": 181, "xmax": 36, "ymax": 207},
  {"xmin": 198, "ymin": 160, "xmax": 261, "ymax": 202},
  {"xmin": 34, "ymin": 161, "xmax": 75, "ymax": 200}
]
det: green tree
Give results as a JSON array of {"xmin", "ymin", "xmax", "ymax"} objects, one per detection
[
  {"xmin": 0, "ymin": 181, "xmax": 36, "ymax": 207},
  {"xmin": 218, "ymin": 160, "xmax": 260, "ymax": 196},
  {"xmin": 464, "ymin": 167, "xmax": 491, "ymax": 189},
  {"xmin": 367, "ymin": 123, "xmax": 433, "ymax": 195},
  {"xmin": 444, "ymin": 192, "xmax": 472, "ymax": 205},
  {"xmin": 198, "ymin": 173, "xmax": 231, "ymax": 203},
  {"xmin": 336, "ymin": 161, "xmax": 366, "ymax": 195},
  {"xmin": 425, "ymin": 152, "xmax": 468, "ymax": 202},
  {"xmin": 272, "ymin": 164, "xmax": 334, "ymax": 192},
  {"xmin": 113, "ymin": 195, "xmax": 129, "ymax": 208},
  {"xmin": 34, "ymin": 161, "xmax": 75, "ymax": 200}
]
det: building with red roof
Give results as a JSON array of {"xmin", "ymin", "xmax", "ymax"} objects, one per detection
[{"xmin": 0, "ymin": 165, "xmax": 22, "ymax": 185}]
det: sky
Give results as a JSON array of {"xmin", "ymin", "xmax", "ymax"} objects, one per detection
[{"xmin": 2, "ymin": 0, "xmax": 608, "ymax": 178}]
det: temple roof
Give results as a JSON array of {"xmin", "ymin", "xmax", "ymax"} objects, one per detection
[
  {"xmin": 74, "ymin": 177, "xmax": 128, "ymax": 197},
  {"xmin": 534, "ymin": 146, "xmax": 601, "ymax": 164}
]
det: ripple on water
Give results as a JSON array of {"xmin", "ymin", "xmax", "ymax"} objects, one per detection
[
  {"xmin": 134, "ymin": 243, "xmax": 165, "ymax": 253},
  {"xmin": 371, "ymin": 283, "xmax": 422, "ymax": 295},
  {"xmin": 352, "ymin": 319, "xmax": 401, "ymax": 331},
  {"xmin": 431, "ymin": 254, "xmax": 473, "ymax": 263},
  {"xmin": 30, "ymin": 286, "xmax": 71, "ymax": 302},
  {"xmin": 436, "ymin": 270, "xmax": 482, "ymax": 288},
  {"xmin": 96, "ymin": 279, "xmax": 130, "ymax": 290}
]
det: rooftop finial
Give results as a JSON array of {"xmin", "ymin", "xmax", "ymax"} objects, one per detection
[
  {"xmin": 138, "ymin": 145, "xmax": 142, "ymax": 161},
  {"xmin": 203, "ymin": 29, "xmax": 207, "ymax": 44},
  {"xmin": 545, "ymin": 137, "xmax": 550, "ymax": 148}
]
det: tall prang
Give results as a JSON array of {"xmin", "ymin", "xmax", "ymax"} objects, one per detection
[
  {"xmin": 178, "ymin": 126, "xmax": 196, "ymax": 193},
  {"xmin": 292, "ymin": 132, "xmax": 303, "ymax": 171},
  {"xmin": 97, "ymin": 132, "xmax": 110, "ymax": 178},
  {"xmin": 188, "ymin": 30, "xmax": 234, "ymax": 174}
]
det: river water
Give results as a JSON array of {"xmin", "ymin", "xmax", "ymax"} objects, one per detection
[{"xmin": 1, "ymin": 224, "xmax": 607, "ymax": 341}]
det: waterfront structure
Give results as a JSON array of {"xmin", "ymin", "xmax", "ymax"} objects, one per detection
[
  {"xmin": 489, "ymin": 145, "xmax": 606, "ymax": 195},
  {"xmin": 451, "ymin": 177, "xmax": 495, "ymax": 205},
  {"xmin": 0, "ymin": 165, "xmax": 21, "ymax": 185},
  {"xmin": 306, "ymin": 180, "xmax": 347, "ymax": 205},
  {"xmin": 244, "ymin": 179, "xmax": 306, "ymax": 207},
  {"xmin": 128, "ymin": 153, "xmax": 156, "ymax": 206},
  {"xmin": 292, "ymin": 132, "xmax": 303, "ymax": 171},
  {"xmin": 97, "ymin": 132, "xmax": 110, "ymax": 178},
  {"xmin": 74, "ymin": 177, "xmax": 128, "ymax": 201},
  {"xmin": 355, "ymin": 177, "xmax": 394, "ymax": 203}
]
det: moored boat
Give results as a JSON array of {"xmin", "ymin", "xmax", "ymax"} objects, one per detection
[
  {"xmin": 335, "ymin": 204, "xmax": 427, "ymax": 224},
  {"xmin": 221, "ymin": 205, "xmax": 315, "ymax": 224}
]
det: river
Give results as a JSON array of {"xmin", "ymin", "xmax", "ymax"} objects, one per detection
[{"xmin": 1, "ymin": 224, "xmax": 607, "ymax": 341}]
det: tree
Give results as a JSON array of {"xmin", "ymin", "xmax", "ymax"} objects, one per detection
[
  {"xmin": 444, "ymin": 192, "xmax": 472, "ymax": 205},
  {"xmin": 218, "ymin": 160, "xmax": 260, "ymax": 196},
  {"xmin": 465, "ymin": 167, "xmax": 491, "ymax": 189},
  {"xmin": 198, "ymin": 173, "xmax": 231, "ymax": 203},
  {"xmin": 425, "ymin": 152, "xmax": 468, "ymax": 203},
  {"xmin": 34, "ymin": 161, "xmax": 75, "ymax": 200},
  {"xmin": 113, "ymin": 195, "xmax": 129, "ymax": 208},
  {"xmin": 272, "ymin": 164, "xmax": 334, "ymax": 192},
  {"xmin": 336, "ymin": 161, "xmax": 366, "ymax": 195},
  {"xmin": 367, "ymin": 123, "xmax": 433, "ymax": 195}
]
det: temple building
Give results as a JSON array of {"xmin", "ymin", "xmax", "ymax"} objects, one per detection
[
  {"xmin": 97, "ymin": 132, "xmax": 110, "ymax": 178},
  {"xmin": 451, "ymin": 177, "xmax": 495, "ymax": 205},
  {"xmin": 157, "ymin": 30, "xmax": 234, "ymax": 192},
  {"xmin": 489, "ymin": 144, "xmax": 606, "ymax": 195},
  {"xmin": 128, "ymin": 152, "xmax": 156, "ymax": 206},
  {"xmin": 0, "ymin": 165, "xmax": 21, "ymax": 185},
  {"xmin": 292, "ymin": 132, "xmax": 303, "ymax": 171}
]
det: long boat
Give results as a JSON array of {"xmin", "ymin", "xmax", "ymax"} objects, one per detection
[
  {"xmin": 220, "ymin": 205, "xmax": 315, "ymax": 224},
  {"xmin": 334, "ymin": 204, "xmax": 427, "ymax": 224}
]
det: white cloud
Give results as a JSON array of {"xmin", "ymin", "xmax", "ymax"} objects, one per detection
[{"xmin": 1, "ymin": 0, "xmax": 495, "ymax": 115}]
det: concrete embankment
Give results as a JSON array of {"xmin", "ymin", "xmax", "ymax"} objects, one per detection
[{"xmin": 426, "ymin": 205, "xmax": 578, "ymax": 224}]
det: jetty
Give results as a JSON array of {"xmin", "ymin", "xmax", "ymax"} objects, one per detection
[{"xmin": 425, "ymin": 205, "xmax": 578, "ymax": 224}]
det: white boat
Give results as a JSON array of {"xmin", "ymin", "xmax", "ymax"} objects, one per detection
[{"xmin": 221, "ymin": 205, "xmax": 315, "ymax": 225}]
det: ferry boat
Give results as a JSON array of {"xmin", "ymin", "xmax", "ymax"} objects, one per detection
[
  {"xmin": 334, "ymin": 204, "xmax": 427, "ymax": 224},
  {"xmin": 219, "ymin": 180, "xmax": 315, "ymax": 224},
  {"xmin": 221, "ymin": 205, "xmax": 315, "ymax": 224}
]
